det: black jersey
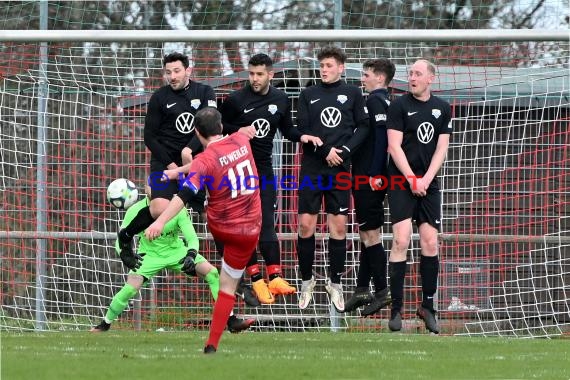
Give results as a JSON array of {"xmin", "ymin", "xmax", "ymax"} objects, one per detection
[
  {"xmin": 352, "ymin": 88, "xmax": 390, "ymax": 177},
  {"xmin": 386, "ymin": 93, "xmax": 452, "ymax": 177},
  {"xmin": 219, "ymin": 84, "xmax": 301, "ymax": 171},
  {"xmin": 297, "ymin": 80, "xmax": 368, "ymax": 170},
  {"xmin": 143, "ymin": 81, "xmax": 217, "ymax": 166}
]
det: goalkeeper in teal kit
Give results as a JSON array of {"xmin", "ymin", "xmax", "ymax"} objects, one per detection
[{"xmin": 91, "ymin": 187, "xmax": 254, "ymax": 333}]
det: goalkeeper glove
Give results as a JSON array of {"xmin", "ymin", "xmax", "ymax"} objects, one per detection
[
  {"xmin": 179, "ymin": 249, "xmax": 198, "ymax": 276},
  {"xmin": 120, "ymin": 250, "xmax": 143, "ymax": 270}
]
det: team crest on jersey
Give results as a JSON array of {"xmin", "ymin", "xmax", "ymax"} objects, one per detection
[
  {"xmin": 364, "ymin": 106, "xmax": 369, "ymax": 114},
  {"xmin": 337, "ymin": 95, "xmax": 347, "ymax": 104},
  {"xmin": 191, "ymin": 99, "xmax": 201, "ymax": 109},
  {"xmin": 268, "ymin": 104, "xmax": 277, "ymax": 115},
  {"xmin": 208, "ymin": 100, "xmax": 217, "ymax": 107},
  {"xmin": 432, "ymin": 109, "xmax": 441, "ymax": 119}
]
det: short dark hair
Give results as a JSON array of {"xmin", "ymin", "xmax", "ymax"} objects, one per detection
[
  {"xmin": 363, "ymin": 58, "xmax": 396, "ymax": 85},
  {"xmin": 163, "ymin": 52, "xmax": 190, "ymax": 69},
  {"xmin": 195, "ymin": 107, "xmax": 222, "ymax": 138},
  {"xmin": 317, "ymin": 46, "xmax": 347, "ymax": 64},
  {"xmin": 249, "ymin": 53, "xmax": 273, "ymax": 69}
]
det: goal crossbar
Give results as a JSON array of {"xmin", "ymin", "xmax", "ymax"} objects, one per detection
[
  {"xmin": 0, "ymin": 29, "xmax": 568, "ymax": 42},
  {"xmin": 1, "ymin": 231, "xmax": 568, "ymax": 244}
]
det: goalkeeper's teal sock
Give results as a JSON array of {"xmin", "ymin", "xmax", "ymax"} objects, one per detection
[
  {"xmin": 204, "ymin": 268, "xmax": 220, "ymax": 301},
  {"xmin": 105, "ymin": 283, "xmax": 138, "ymax": 323}
]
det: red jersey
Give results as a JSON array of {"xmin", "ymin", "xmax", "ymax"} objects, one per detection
[{"xmin": 186, "ymin": 133, "xmax": 261, "ymax": 235}]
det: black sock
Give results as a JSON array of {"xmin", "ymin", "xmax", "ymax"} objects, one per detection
[
  {"xmin": 259, "ymin": 241, "xmax": 280, "ymax": 266},
  {"xmin": 214, "ymin": 239, "xmax": 224, "ymax": 257},
  {"xmin": 355, "ymin": 245, "xmax": 370, "ymax": 288},
  {"xmin": 297, "ymin": 235, "xmax": 315, "ymax": 281},
  {"xmin": 328, "ymin": 237, "xmax": 346, "ymax": 284},
  {"xmin": 123, "ymin": 206, "xmax": 154, "ymax": 238},
  {"xmin": 420, "ymin": 255, "xmax": 439, "ymax": 311},
  {"xmin": 367, "ymin": 243, "xmax": 387, "ymax": 291},
  {"xmin": 389, "ymin": 261, "xmax": 407, "ymax": 312}
]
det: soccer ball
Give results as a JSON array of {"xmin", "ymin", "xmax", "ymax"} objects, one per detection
[{"xmin": 107, "ymin": 178, "xmax": 138, "ymax": 210}]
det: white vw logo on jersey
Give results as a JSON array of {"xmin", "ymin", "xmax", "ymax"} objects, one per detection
[
  {"xmin": 417, "ymin": 122, "xmax": 434, "ymax": 144},
  {"xmin": 320, "ymin": 107, "xmax": 341, "ymax": 128},
  {"xmin": 175, "ymin": 112, "xmax": 195, "ymax": 134},
  {"xmin": 252, "ymin": 118, "xmax": 271, "ymax": 138}
]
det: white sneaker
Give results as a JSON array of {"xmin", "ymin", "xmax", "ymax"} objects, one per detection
[
  {"xmin": 447, "ymin": 296, "xmax": 478, "ymax": 311},
  {"xmin": 298, "ymin": 277, "xmax": 316, "ymax": 309},
  {"xmin": 325, "ymin": 280, "xmax": 345, "ymax": 312}
]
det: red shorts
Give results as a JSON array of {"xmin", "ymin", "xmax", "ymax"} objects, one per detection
[{"xmin": 209, "ymin": 224, "xmax": 260, "ymax": 270}]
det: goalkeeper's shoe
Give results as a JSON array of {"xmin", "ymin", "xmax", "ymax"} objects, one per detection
[
  {"xmin": 203, "ymin": 345, "xmax": 217, "ymax": 354},
  {"xmin": 388, "ymin": 309, "xmax": 402, "ymax": 332},
  {"xmin": 361, "ymin": 288, "xmax": 392, "ymax": 316},
  {"xmin": 252, "ymin": 279, "xmax": 275, "ymax": 304},
  {"xmin": 227, "ymin": 315, "xmax": 255, "ymax": 333},
  {"xmin": 343, "ymin": 287, "xmax": 373, "ymax": 313},
  {"xmin": 268, "ymin": 276, "xmax": 296, "ymax": 296},
  {"xmin": 235, "ymin": 281, "xmax": 261, "ymax": 307},
  {"xmin": 325, "ymin": 279, "xmax": 345, "ymax": 312},
  {"xmin": 90, "ymin": 320, "xmax": 110, "ymax": 333},
  {"xmin": 416, "ymin": 306, "xmax": 440, "ymax": 334},
  {"xmin": 298, "ymin": 276, "xmax": 316, "ymax": 310}
]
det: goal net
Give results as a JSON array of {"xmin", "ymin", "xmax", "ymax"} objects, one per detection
[{"xmin": 1, "ymin": 1, "xmax": 569, "ymax": 338}]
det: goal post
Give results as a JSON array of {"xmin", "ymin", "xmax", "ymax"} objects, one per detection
[{"xmin": 1, "ymin": 29, "xmax": 568, "ymax": 337}]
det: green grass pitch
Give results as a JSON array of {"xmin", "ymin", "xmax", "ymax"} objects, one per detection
[{"xmin": 2, "ymin": 331, "xmax": 569, "ymax": 379}]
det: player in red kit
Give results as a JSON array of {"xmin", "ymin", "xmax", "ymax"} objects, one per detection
[{"xmin": 146, "ymin": 107, "xmax": 261, "ymax": 354}]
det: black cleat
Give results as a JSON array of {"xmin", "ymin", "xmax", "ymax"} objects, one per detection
[
  {"xmin": 90, "ymin": 320, "xmax": 111, "ymax": 333},
  {"xmin": 235, "ymin": 281, "xmax": 261, "ymax": 307},
  {"xmin": 203, "ymin": 345, "xmax": 217, "ymax": 354},
  {"xmin": 361, "ymin": 288, "xmax": 392, "ymax": 317},
  {"xmin": 343, "ymin": 287, "xmax": 373, "ymax": 313},
  {"xmin": 227, "ymin": 315, "xmax": 255, "ymax": 333},
  {"xmin": 416, "ymin": 306, "xmax": 440, "ymax": 334},
  {"xmin": 388, "ymin": 309, "xmax": 402, "ymax": 332}
]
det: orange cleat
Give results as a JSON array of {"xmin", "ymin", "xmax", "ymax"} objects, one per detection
[
  {"xmin": 252, "ymin": 279, "xmax": 275, "ymax": 304},
  {"xmin": 268, "ymin": 276, "xmax": 296, "ymax": 296}
]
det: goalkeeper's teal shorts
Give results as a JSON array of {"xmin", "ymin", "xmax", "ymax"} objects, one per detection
[{"xmin": 129, "ymin": 246, "xmax": 207, "ymax": 280}]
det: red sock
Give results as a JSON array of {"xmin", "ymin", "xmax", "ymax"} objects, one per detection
[
  {"xmin": 267, "ymin": 265, "xmax": 281, "ymax": 277},
  {"xmin": 246, "ymin": 264, "xmax": 261, "ymax": 278},
  {"xmin": 206, "ymin": 291, "xmax": 235, "ymax": 349}
]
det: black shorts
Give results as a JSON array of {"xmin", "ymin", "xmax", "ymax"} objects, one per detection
[
  {"xmin": 259, "ymin": 176, "xmax": 278, "ymax": 242},
  {"xmin": 352, "ymin": 184, "xmax": 386, "ymax": 231},
  {"xmin": 388, "ymin": 186, "xmax": 441, "ymax": 231},
  {"xmin": 149, "ymin": 159, "xmax": 206, "ymax": 213},
  {"xmin": 297, "ymin": 172, "xmax": 351, "ymax": 215}
]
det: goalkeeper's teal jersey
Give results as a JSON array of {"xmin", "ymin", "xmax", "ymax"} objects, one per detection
[{"xmin": 114, "ymin": 198, "xmax": 198, "ymax": 257}]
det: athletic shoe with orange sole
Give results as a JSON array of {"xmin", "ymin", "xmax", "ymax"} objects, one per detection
[
  {"xmin": 268, "ymin": 276, "xmax": 296, "ymax": 296},
  {"xmin": 252, "ymin": 279, "xmax": 275, "ymax": 304}
]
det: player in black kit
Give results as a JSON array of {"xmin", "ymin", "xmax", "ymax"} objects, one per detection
[
  {"xmin": 386, "ymin": 59, "xmax": 452, "ymax": 334},
  {"xmin": 116, "ymin": 52, "xmax": 217, "ymax": 262},
  {"xmin": 343, "ymin": 58, "xmax": 395, "ymax": 316},
  {"xmin": 296, "ymin": 46, "xmax": 369, "ymax": 312},
  {"xmin": 219, "ymin": 53, "xmax": 322, "ymax": 304}
]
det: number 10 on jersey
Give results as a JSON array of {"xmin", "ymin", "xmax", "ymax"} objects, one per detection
[{"xmin": 227, "ymin": 159, "xmax": 256, "ymax": 199}]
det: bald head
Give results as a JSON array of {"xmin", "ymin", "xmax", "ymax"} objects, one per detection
[
  {"xmin": 414, "ymin": 59, "xmax": 436, "ymax": 75},
  {"xmin": 408, "ymin": 59, "xmax": 436, "ymax": 101}
]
